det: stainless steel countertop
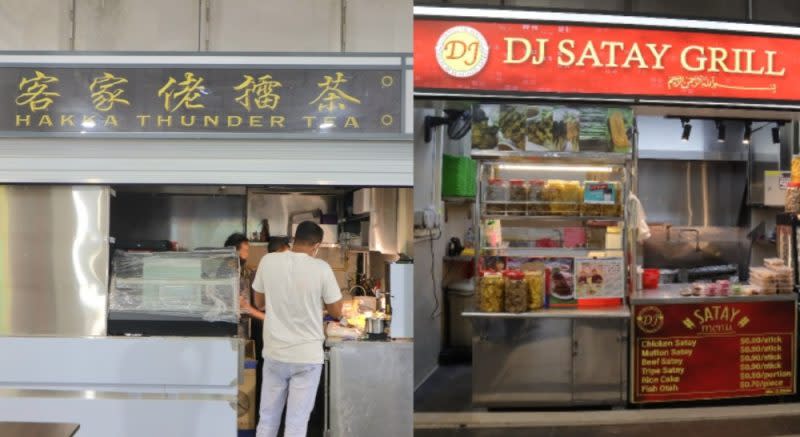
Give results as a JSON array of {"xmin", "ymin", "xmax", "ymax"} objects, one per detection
[
  {"xmin": 463, "ymin": 306, "xmax": 631, "ymax": 319},
  {"xmin": 0, "ymin": 422, "xmax": 79, "ymax": 437},
  {"xmin": 325, "ymin": 337, "xmax": 413, "ymax": 347},
  {"xmin": 631, "ymin": 283, "xmax": 799, "ymax": 305}
]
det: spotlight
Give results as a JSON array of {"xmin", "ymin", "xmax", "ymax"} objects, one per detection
[
  {"xmin": 680, "ymin": 118, "xmax": 692, "ymax": 142},
  {"xmin": 772, "ymin": 121, "xmax": 785, "ymax": 144},
  {"xmin": 716, "ymin": 121, "xmax": 726, "ymax": 143},
  {"xmin": 743, "ymin": 122, "xmax": 752, "ymax": 145}
]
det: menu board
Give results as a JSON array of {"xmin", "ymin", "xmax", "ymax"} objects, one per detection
[{"xmin": 632, "ymin": 300, "xmax": 796, "ymax": 403}]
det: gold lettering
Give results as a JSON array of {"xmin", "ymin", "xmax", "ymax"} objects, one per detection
[
  {"xmin": 234, "ymin": 74, "xmax": 282, "ymax": 111},
  {"xmin": 203, "ymin": 115, "xmax": 219, "ymax": 127},
  {"xmin": 731, "ymin": 48, "xmax": 745, "ymax": 73},
  {"xmin": 89, "ymin": 72, "xmax": 130, "ymax": 112},
  {"xmin": 693, "ymin": 309, "xmax": 704, "ymax": 324},
  {"xmin": 323, "ymin": 116, "xmax": 336, "ymax": 128},
  {"xmin": 622, "ymin": 44, "xmax": 647, "ymax": 69},
  {"xmin": 38, "ymin": 114, "xmax": 53, "ymax": 127},
  {"xmin": 575, "ymin": 41, "xmax": 602, "ymax": 67},
  {"xmin": 157, "ymin": 115, "xmax": 172, "ymax": 128},
  {"xmin": 60, "ymin": 114, "xmax": 75, "ymax": 127},
  {"xmin": 765, "ymin": 51, "xmax": 786, "ymax": 76},
  {"xmin": 15, "ymin": 114, "xmax": 31, "ymax": 127},
  {"xmin": 600, "ymin": 41, "xmax": 624, "ymax": 67},
  {"xmin": 344, "ymin": 116, "xmax": 359, "ymax": 129},
  {"xmin": 557, "ymin": 39, "xmax": 576, "ymax": 66},
  {"xmin": 158, "ymin": 72, "xmax": 206, "ymax": 112},
  {"xmin": 227, "ymin": 116, "xmax": 242, "ymax": 127},
  {"xmin": 310, "ymin": 72, "xmax": 361, "ymax": 113},
  {"xmin": 270, "ymin": 115, "xmax": 285, "ymax": 128},
  {"xmin": 137, "ymin": 114, "xmax": 151, "ymax": 127},
  {"xmin": 15, "ymin": 70, "xmax": 60, "ymax": 112},
  {"xmin": 646, "ymin": 43, "xmax": 671, "ymax": 70},
  {"xmin": 82, "ymin": 115, "xmax": 96, "ymax": 127},
  {"xmin": 303, "ymin": 116, "xmax": 316, "ymax": 128},
  {"xmin": 531, "ymin": 39, "xmax": 548, "ymax": 65},
  {"xmin": 708, "ymin": 47, "xmax": 732, "ymax": 73},
  {"xmin": 180, "ymin": 115, "xmax": 196, "ymax": 127},
  {"xmin": 743, "ymin": 50, "xmax": 762, "ymax": 75},
  {"xmin": 249, "ymin": 115, "xmax": 263, "ymax": 128},
  {"xmin": 681, "ymin": 46, "xmax": 706, "ymax": 72},
  {"xmin": 104, "ymin": 115, "xmax": 118, "ymax": 127}
]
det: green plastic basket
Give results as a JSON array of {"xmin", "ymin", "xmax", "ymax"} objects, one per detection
[{"xmin": 442, "ymin": 154, "xmax": 477, "ymax": 198}]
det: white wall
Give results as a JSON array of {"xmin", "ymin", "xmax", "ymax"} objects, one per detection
[
  {"xmin": 0, "ymin": 0, "xmax": 412, "ymax": 53},
  {"xmin": 413, "ymin": 106, "xmax": 475, "ymax": 388}
]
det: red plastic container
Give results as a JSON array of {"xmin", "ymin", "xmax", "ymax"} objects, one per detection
[{"xmin": 643, "ymin": 268, "xmax": 660, "ymax": 289}]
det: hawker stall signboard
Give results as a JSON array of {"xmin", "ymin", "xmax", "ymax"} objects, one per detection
[
  {"xmin": 415, "ymin": 10, "xmax": 800, "ymax": 105},
  {"xmin": 0, "ymin": 54, "xmax": 406, "ymax": 136},
  {"xmin": 631, "ymin": 300, "xmax": 796, "ymax": 403}
]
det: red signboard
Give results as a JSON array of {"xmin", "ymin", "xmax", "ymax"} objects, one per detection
[
  {"xmin": 415, "ymin": 18, "xmax": 800, "ymax": 104},
  {"xmin": 632, "ymin": 300, "xmax": 796, "ymax": 403}
]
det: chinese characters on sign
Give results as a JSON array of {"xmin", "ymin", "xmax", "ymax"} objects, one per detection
[
  {"xmin": 3, "ymin": 66, "xmax": 401, "ymax": 134},
  {"xmin": 15, "ymin": 70, "xmax": 59, "ymax": 112},
  {"xmin": 632, "ymin": 300, "xmax": 796, "ymax": 403}
]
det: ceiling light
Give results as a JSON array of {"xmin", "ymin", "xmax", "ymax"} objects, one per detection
[
  {"xmin": 743, "ymin": 122, "xmax": 752, "ymax": 144},
  {"xmin": 716, "ymin": 121, "xmax": 726, "ymax": 143},
  {"xmin": 497, "ymin": 164, "xmax": 614, "ymax": 173},
  {"xmin": 680, "ymin": 118, "xmax": 691, "ymax": 142}
]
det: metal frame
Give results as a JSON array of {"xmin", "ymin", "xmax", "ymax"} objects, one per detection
[{"xmin": 0, "ymin": 51, "xmax": 414, "ymax": 139}]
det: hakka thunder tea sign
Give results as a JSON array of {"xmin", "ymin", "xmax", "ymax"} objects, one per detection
[{"xmin": 0, "ymin": 54, "xmax": 405, "ymax": 136}]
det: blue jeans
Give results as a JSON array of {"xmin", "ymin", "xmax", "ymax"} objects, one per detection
[{"xmin": 256, "ymin": 356, "xmax": 322, "ymax": 437}]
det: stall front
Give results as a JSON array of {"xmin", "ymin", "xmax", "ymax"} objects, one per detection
[
  {"xmin": 414, "ymin": 5, "xmax": 799, "ymax": 408},
  {"xmin": 0, "ymin": 52, "xmax": 413, "ymax": 437}
]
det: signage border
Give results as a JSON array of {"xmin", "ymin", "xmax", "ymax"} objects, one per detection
[{"xmin": 0, "ymin": 52, "xmax": 412, "ymax": 140}]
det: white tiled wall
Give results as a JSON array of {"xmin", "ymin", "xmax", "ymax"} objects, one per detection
[
  {"xmin": 343, "ymin": 0, "xmax": 412, "ymax": 52},
  {"xmin": 206, "ymin": 0, "xmax": 342, "ymax": 52},
  {"xmin": 0, "ymin": 0, "xmax": 73, "ymax": 50},
  {"xmin": 0, "ymin": 0, "xmax": 410, "ymax": 53},
  {"xmin": 75, "ymin": 0, "xmax": 201, "ymax": 51}
]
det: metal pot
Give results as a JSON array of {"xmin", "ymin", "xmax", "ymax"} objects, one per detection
[
  {"xmin": 659, "ymin": 269, "xmax": 679, "ymax": 284},
  {"xmin": 365, "ymin": 317, "xmax": 385, "ymax": 335}
]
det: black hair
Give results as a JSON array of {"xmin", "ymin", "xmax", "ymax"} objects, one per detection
[
  {"xmin": 293, "ymin": 221, "xmax": 324, "ymax": 245},
  {"xmin": 224, "ymin": 232, "xmax": 249, "ymax": 250},
  {"xmin": 267, "ymin": 236, "xmax": 290, "ymax": 253}
]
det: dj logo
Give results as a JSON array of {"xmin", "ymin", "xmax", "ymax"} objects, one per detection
[
  {"xmin": 435, "ymin": 26, "xmax": 489, "ymax": 78},
  {"xmin": 636, "ymin": 306, "xmax": 664, "ymax": 334}
]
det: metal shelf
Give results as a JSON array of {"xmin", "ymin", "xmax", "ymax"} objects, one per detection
[
  {"xmin": 443, "ymin": 255, "xmax": 474, "ymax": 262},
  {"xmin": 481, "ymin": 214, "xmax": 623, "ymax": 222},
  {"xmin": 463, "ymin": 306, "xmax": 630, "ymax": 319},
  {"xmin": 479, "ymin": 247, "xmax": 624, "ymax": 258},
  {"xmin": 471, "ymin": 150, "xmax": 631, "ymax": 164},
  {"xmin": 443, "ymin": 196, "xmax": 475, "ymax": 204}
]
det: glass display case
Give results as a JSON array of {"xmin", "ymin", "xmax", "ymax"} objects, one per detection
[
  {"xmin": 475, "ymin": 155, "xmax": 631, "ymax": 308},
  {"xmin": 108, "ymin": 249, "xmax": 239, "ymax": 336}
]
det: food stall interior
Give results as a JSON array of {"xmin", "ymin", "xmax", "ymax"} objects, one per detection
[
  {"xmin": 107, "ymin": 184, "xmax": 412, "ymax": 337},
  {"xmin": 417, "ymin": 98, "xmax": 798, "ymax": 410}
]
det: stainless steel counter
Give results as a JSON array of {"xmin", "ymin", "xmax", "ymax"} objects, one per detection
[
  {"xmin": 324, "ymin": 338, "xmax": 412, "ymax": 437},
  {"xmin": 0, "ymin": 422, "xmax": 79, "ymax": 437},
  {"xmin": 468, "ymin": 310, "xmax": 628, "ymax": 408},
  {"xmin": 631, "ymin": 284, "xmax": 798, "ymax": 305},
  {"xmin": 463, "ymin": 306, "xmax": 630, "ymax": 319}
]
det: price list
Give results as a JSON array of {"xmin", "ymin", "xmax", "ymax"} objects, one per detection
[{"xmin": 632, "ymin": 300, "xmax": 796, "ymax": 403}]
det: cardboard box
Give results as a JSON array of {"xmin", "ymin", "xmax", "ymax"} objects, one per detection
[{"xmin": 238, "ymin": 340, "xmax": 258, "ymax": 430}]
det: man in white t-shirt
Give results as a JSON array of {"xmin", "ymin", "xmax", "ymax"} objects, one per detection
[{"xmin": 252, "ymin": 221, "xmax": 343, "ymax": 437}]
